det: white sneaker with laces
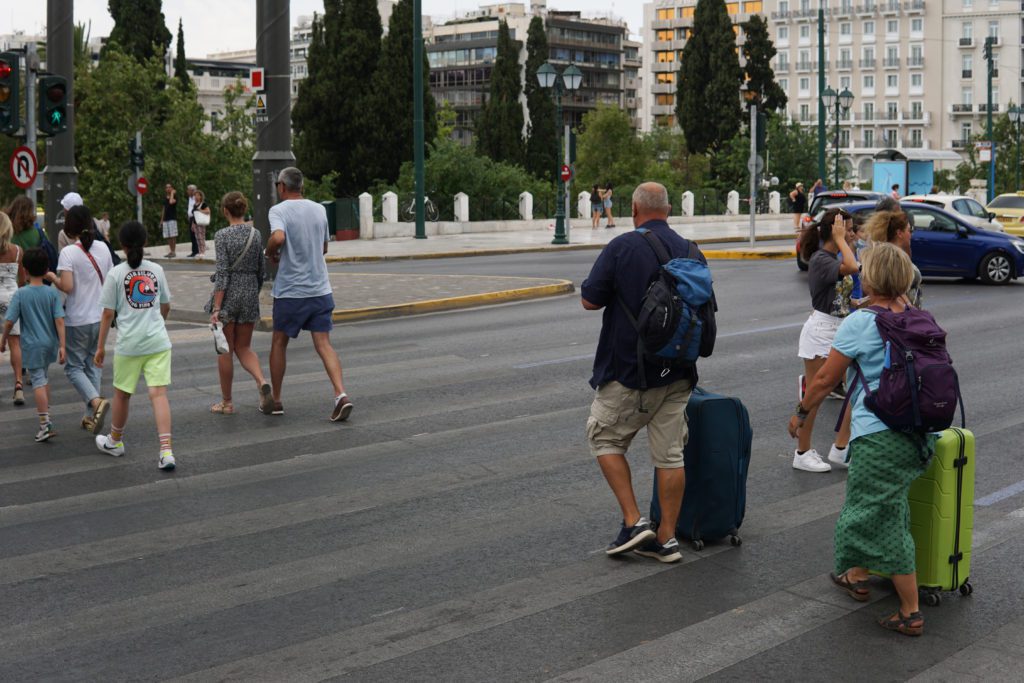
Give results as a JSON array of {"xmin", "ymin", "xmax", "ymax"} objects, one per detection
[
  {"xmin": 159, "ymin": 451, "xmax": 176, "ymax": 470},
  {"xmin": 793, "ymin": 449, "xmax": 831, "ymax": 473},
  {"xmin": 95, "ymin": 434, "xmax": 124, "ymax": 457},
  {"xmin": 828, "ymin": 444, "xmax": 850, "ymax": 468}
]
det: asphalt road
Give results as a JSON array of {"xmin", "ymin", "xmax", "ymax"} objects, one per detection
[{"xmin": 2, "ymin": 254, "xmax": 1023, "ymax": 681}]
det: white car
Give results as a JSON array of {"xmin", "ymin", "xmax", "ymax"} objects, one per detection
[{"xmin": 903, "ymin": 194, "xmax": 1004, "ymax": 231}]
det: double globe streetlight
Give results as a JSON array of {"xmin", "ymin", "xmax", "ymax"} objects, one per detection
[
  {"xmin": 536, "ymin": 62, "xmax": 582, "ymax": 245},
  {"xmin": 1008, "ymin": 104, "xmax": 1022, "ymax": 191},
  {"xmin": 821, "ymin": 86, "xmax": 854, "ymax": 187}
]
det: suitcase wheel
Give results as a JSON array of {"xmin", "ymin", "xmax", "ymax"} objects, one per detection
[
  {"xmin": 959, "ymin": 582, "xmax": 973, "ymax": 596},
  {"xmin": 692, "ymin": 539, "xmax": 705, "ymax": 551},
  {"xmin": 729, "ymin": 534, "xmax": 742, "ymax": 547},
  {"xmin": 922, "ymin": 591, "xmax": 941, "ymax": 607}
]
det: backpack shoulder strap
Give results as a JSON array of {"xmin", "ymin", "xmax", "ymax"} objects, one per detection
[
  {"xmin": 687, "ymin": 240, "xmax": 699, "ymax": 260},
  {"xmin": 637, "ymin": 229, "xmax": 672, "ymax": 266}
]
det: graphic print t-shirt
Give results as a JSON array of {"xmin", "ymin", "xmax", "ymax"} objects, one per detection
[
  {"xmin": 99, "ymin": 259, "xmax": 172, "ymax": 357},
  {"xmin": 808, "ymin": 249, "xmax": 853, "ymax": 318}
]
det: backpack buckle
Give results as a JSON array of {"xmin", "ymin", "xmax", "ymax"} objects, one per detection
[{"xmin": 660, "ymin": 367, "xmax": 671, "ymax": 378}]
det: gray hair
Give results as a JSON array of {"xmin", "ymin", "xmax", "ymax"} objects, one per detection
[
  {"xmin": 632, "ymin": 182, "xmax": 671, "ymax": 214},
  {"xmin": 187, "ymin": 184, "xmax": 197, "ymax": 191},
  {"xmin": 277, "ymin": 167, "xmax": 304, "ymax": 192}
]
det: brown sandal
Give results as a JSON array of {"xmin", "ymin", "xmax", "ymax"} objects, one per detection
[
  {"xmin": 830, "ymin": 571, "xmax": 871, "ymax": 602},
  {"xmin": 210, "ymin": 400, "xmax": 234, "ymax": 414},
  {"xmin": 878, "ymin": 610, "xmax": 924, "ymax": 636}
]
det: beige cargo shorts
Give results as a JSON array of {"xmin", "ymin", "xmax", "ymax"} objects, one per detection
[{"xmin": 586, "ymin": 378, "xmax": 692, "ymax": 468}]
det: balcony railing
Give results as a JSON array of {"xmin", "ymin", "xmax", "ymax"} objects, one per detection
[
  {"xmin": 836, "ymin": 59, "xmax": 854, "ymax": 70},
  {"xmin": 962, "ymin": 69, "xmax": 973, "ymax": 79},
  {"xmin": 959, "ymin": 37, "xmax": 973, "ymax": 47},
  {"xmin": 907, "ymin": 57, "xmax": 925, "ymax": 67},
  {"xmin": 884, "ymin": 57, "xmax": 901, "ymax": 68},
  {"xmin": 904, "ymin": 138, "xmax": 925, "ymax": 148},
  {"xmin": 882, "ymin": 110, "xmax": 900, "ymax": 121},
  {"xmin": 859, "ymin": 58, "xmax": 877, "ymax": 68},
  {"xmin": 857, "ymin": 4, "xmax": 878, "ymax": 15},
  {"xmin": 979, "ymin": 103, "xmax": 1000, "ymax": 113},
  {"xmin": 906, "ymin": 0, "xmax": 925, "ymax": 12},
  {"xmin": 881, "ymin": 1, "xmax": 901, "ymax": 14},
  {"xmin": 952, "ymin": 139, "xmax": 970, "ymax": 149},
  {"xmin": 795, "ymin": 61, "xmax": 813, "ymax": 72},
  {"xmin": 951, "ymin": 104, "xmax": 974, "ymax": 113}
]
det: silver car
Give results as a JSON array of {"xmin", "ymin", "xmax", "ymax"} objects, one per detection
[{"xmin": 903, "ymin": 194, "xmax": 1004, "ymax": 231}]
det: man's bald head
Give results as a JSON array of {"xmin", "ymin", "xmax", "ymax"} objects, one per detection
[{"xmin": 632, "ymin": 182, "xmax": 672, "ymax": 226}]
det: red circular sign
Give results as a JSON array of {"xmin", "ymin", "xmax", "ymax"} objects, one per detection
[
  {"xmin": 9, "ymin": 146, "xmax": 37, "ymax": 190},
  {"xmin": 136, "ymin": 177, "xmax": 149, "ymax": 194},
  {"xmin": 560, "ymin": 164, "xmax": 572, "ymax": 183}
]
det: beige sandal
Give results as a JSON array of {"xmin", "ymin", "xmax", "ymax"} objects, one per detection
[{"xmin": 210, "ymin": 400, "xmax": 234, "ymax": 414}]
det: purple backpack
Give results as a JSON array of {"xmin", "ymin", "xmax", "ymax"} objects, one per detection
[{"xmin": 843, "ymin": 306, "xmax": 964, "ymax": 434}]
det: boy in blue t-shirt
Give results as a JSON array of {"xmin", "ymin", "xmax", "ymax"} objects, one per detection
[{"xmin": 1, "ymin": 248, "xmax": 66, "ymax": 442}]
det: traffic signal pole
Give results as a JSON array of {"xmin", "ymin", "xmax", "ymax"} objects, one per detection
[
  {"xmin": 413, "ymin": 0, "xmax": 426, "ymax": 239},
  {"xmin": 253, "ymin": 0, "xmax": 295, "ymax": 273},
  {"xmin": 135, "ymin": 131, "xmax": 143, "ymax": 224},
  {"xmin": 43, "ymin": 0, "xmax": 77, "ymax": 240},
  {"xmin": 24, "ymin": 43, "xmax": 38, "ymax": 207},
  {"xmin": 816, "ymin": 7, "xmax": 826, "ymax": 181}
]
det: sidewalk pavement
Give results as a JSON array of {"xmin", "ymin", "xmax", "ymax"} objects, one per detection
[{"xmin": 156, "ymin": 219, "xmax": 795, "ymax": 327}]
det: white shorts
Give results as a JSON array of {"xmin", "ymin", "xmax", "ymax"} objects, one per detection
[
  {"xmin": 798, "ymin": 310, "xmax": 843, "ymax": 360},
  {"xmin": 162, "ymin": 220, "xmax": 178, "ymax": 238}
]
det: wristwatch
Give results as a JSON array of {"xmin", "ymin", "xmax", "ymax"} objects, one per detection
[{"xmin": 794, "ymin": 403, "xmax": 810, "ymax": 419}]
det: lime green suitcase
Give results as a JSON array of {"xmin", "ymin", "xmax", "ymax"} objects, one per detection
[{"xmin": 909, "ymin": 427, "xmax": 975, "ymax": 606}]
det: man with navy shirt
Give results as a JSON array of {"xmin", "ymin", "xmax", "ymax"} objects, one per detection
[{"xmin": 581, "ymin": 182, "xmax": 716, "ymax": 564}]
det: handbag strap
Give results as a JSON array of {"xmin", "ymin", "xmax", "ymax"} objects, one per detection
[
  {"xmin": 77, "ymin": 242, "xmax": 104, "ymax": 284},
  {"xmin": 230, "ymin": 226, "xmax": 257, "ymax": 271}
]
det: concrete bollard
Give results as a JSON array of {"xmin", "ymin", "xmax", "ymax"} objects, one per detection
[
  {"xmin": 454, "ymin": 192, "xmax": 469, "ymax": 222},
  {"xmin": 726, "ymin": 190, "xmax": 740, "ymax": 216},
  {"xmin": 519, "ymin": 191, "xmax": 533, "ymax": 221},
  {"xmin": 358, "ymin": 192, "xmax": 374, "ymax": 239},
  {"xmin": 382, "ymin": 191, "xmax": 398, "ymax": 223},
  {"xmin": 578, "ymin": 191, "xmax": 591, "ymax": 218},
  {"xmin": 769, "ymin": 191, "xmax": 781, "ymax": 215},
  {"xmin": 681, "ymin": 191, "xmax": 694, "ymax": 217}
]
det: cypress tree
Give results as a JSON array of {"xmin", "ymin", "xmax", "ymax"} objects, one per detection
[
  {"xmin": 524, "ymin": 16, "xmax": 557, "ymax": 182},
  {"xmin": 476, "ymin": 20, "xmax": 524, "ymax": 166},
  {"xmin": 741, "ymin": 15, "xmax": 786, "ymax": 113},
  {"xmin": 173, "ymin": 19, "xmax": 191, "ymax": 91},
  {"xmin": 293, "ymin": 5, "xmax": 343, "ymax": 185},
  {"xmin": 676, "ymin": 0, "xmax": 743, "ymax": 153},
  {"xmin": 106, "ymin": 0, "xmax": 172, "ymax": 62},
  {"xmin": 361, "ymin": 0, "xmax": 437, "ymax": 185}
]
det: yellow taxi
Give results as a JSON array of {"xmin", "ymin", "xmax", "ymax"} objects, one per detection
[{"xmin": 988, "ymin": 192, "xmax": 1024, "ymax": 235}]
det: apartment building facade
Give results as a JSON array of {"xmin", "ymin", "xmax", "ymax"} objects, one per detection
[
  {"xmin": 426, "ymin": 2, "xmax": 629, "ymax": 145},
  {"xmin": 642, "ymin": 0, "xmax": 1024, "ymax": 179}
]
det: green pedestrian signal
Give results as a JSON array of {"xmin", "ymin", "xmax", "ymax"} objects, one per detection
[
  {"xmin": 0, "ymin": 52, "xmax": 20, "ymax": 136},
  {"xmin": 38, "ymin": 75, "xmax": 68, "ymax": 136}
]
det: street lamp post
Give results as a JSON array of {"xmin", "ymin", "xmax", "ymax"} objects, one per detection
[
  {"xmin": 821, "ymin": 86, "xmax": 854, "ymax": 188},
  {"xmin": 1009, "ymin": 104, "xmax": 1022, "ymax": 191},
  {"xmin": 536, "ymin": 62, "xmax": 582, "ymax": 245},
  {"xmin": 741, "ymin": 83, "xmax": 758, "ymax": 248}
]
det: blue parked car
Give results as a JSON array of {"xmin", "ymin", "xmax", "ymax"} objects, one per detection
[{"xmin": 841, "ymin": 200, "xmax": 1024, "ymax": 285}]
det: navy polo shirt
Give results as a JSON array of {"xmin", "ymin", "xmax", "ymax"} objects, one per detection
[{"xmin": 581, "ymin": 220, "xmax": 710, "ymax": 390}]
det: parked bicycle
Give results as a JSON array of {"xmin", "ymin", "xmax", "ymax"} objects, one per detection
[{"xmin": 401, "ymin": 195, "xmax": 439, "ymax": 222}]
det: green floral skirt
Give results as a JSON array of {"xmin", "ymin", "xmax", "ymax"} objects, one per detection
[{"xmin": 834, "ymin": 430, "xmax": 935, "ymax": 576}]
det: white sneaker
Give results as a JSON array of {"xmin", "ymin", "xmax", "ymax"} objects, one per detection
[
  {"xmin": 159, "ymin": 451, "xmax": 176, "ymax": 470},
  {"xmin": 793, "ymin": 449, "xmax": 831, "ymax": 473},
  {"xmin": 828, "ymin": 444, "xmax": 850, "ymax": 469},
  {"xmin": 95, "ymin": 434, "xmax": 124, "ymax": 456}
]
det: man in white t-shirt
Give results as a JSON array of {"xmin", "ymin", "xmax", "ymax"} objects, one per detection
[
  {"xmin": 186, "ymin": 184, "xmax": 199, "ymax": 258},
  {"xmin": 264, "ymin": 166, "xmax": 352, "ymax": 422}
]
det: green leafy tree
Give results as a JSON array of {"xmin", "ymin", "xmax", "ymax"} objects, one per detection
[
  {"xmin": 523, "ymin": 16, "xmax": 557, "ymax": 183},
  {"xmin": 106, "ymin": 0, "xmax": 172, "ymax": 62},
  {"xmin": 436, "ymin": 100, "xmax": 458, "ymax": 141},
  {"xmin": 476, "ymin": 20, "xmax": 524, "ymax": 166},
  {"xmin": 740, "ymin": 15, "xmax": 786, "ymax": 113},
  {"xmin": 361, "ymin": 0, "xmax": 437, "ymax": 186},
  {"xmin": 173, "ymin": 19, "xmax": 191, "ymax": 91},
  {"xmin": 711, "ymin": 117, "xmax": 817, "ymax": 194},
  {"xmin": 953, "ymin": 109, "xmax": 1021, "ymax": 195},
  {"xmin": 74, "ymin": 21, "xmax": 92, "ymax": 70},
  {"xmin": 293, "ymin": 0, "xmax": 382, "ymax": 195},
  {"xmin": 575, "ymin": 106, "xmax": 646, "ymax": 190},
  {"xmin": 932, "ymin": 169, "xmax": 957, "ymax": 194},
  {"xmin": 677, "ymin": 0, "xmax": 743, "ymax": 153}
]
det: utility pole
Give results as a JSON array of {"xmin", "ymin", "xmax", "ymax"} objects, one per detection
[
  {"xmin": 24, "ymin": 43, "xmax": 38, "ymax": 207},
  {"xmin": 749, "ymin": 103, "xmax": 757, "ymax": 248},
  {"xmin": 413, "ymin": 0, "xmax": 426, "ymax": 239},
  {"xmin": 984, "ymin": 36, "xmax": 995, "ymax": 202},
  {"xmin": 816, "ymin": 3, "xmax": 826, "ymax": 180},
  {"xmin": 135, "ymin": 131, "xmax": 143, "ymax": 224},
  {"xmin": 43, "ymin": 0, "xmax": 77, "ymax": 240},
  {"xmin": 253, "ymin": 0, "xmax": 295, "ymax": 270}
]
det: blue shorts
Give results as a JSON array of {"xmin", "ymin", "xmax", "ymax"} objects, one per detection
[
  {"xmin": 272, "ymin": 294, "xmax": 335, "ymax": 338},
  {"xmin": 28, "ymin": 366, "xmax": 50, "ymax": 388}
]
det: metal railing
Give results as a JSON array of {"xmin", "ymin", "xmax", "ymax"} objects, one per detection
[{"xmin": 959, "ymin": 37, "xmax": 973, "ymax": 47}]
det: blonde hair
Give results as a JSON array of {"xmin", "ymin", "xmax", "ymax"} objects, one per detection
[
  {"xmin": 860, "ymin": 242, "xmax": 914, "ymax": 299},
  {"xmin": 864, "ymin": 210, "xmax": 909, "ymax": 244},
  {"xmin": 0, "ymin": 211, "xmax": 12, "ymax": 254}
]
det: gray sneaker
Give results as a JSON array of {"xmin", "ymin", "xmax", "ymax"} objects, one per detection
[{"xmin": 634, "ymin": 537, "xmax": 683, "ymax": 563}]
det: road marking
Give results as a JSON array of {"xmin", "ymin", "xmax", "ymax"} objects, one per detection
[
  {"xmin": 514, "ymin": 354, "xmax": 592, "ymax": 369},
  {"xmin": 976, "ymin": 479, "xmax": 1024, "ymax": 506}
]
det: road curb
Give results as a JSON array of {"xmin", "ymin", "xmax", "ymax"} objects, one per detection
[
  {"xmin": 169, "ymin": 280, "xmax": 576, "ymax": 328},
  {"xmin": 701, "ymin": 248, "xmax": 796, "ymax": 260}
]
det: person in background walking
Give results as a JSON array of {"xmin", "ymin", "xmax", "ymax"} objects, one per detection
[
  {"xmin": 789, "ymin": 243, "xmax": 931, "ymax": 637},
  {"xmin": 7, "ymin": 196, "xmax": 40, "ymax": 252},
  {"xmin": 94, "ymin": 221, "xmax": 176, "ymax": 470},
  {"xmin": 192, "ymin": 189, "xmax": 210, "ymax": 259},
  {"xmin": 591, "ymin": 184, "xmax": 604, "ymax": 229},
  {"xmin": 162, "ymin": 184, "xmax": 179, "ymax": 258},
  {"xmin": 794, "ymin": 209, "xmax": 859, "ymax": 473},
  {"xmin": 264, "ymin": 167, "xmax": 353, "ymax": 421},
  {"xmin": 602, "ymin": 182, "xmax": 616, "ymax": 228},
  {"xmin": 0, "ymin": 213, "xmax": 26, "ymax": 405},
  {"xmin": 789, "ymin": 182, "xmax": 807, "ymax": 231},
  {"xmin": 811, "ymin": 178, "xmax": 826, "ymax": 197},
  {"xmin": 186, "ymin": 184, "xmax": 199, "ymax": 258},
  {"xmin": 45, "ymin": 205, "xmax": 113, "ymax": 435},
  {"xmin": 1, "ymin": 248, "xmax": 66, "ymax": 443},
  {"xmin": 206, "ymin": 191, "xmax": 272, "ymax": 416},
  {"xmin": 890, "ymin": 184, "xmax": 900, "ymax": 200},
  {"xmin": 97, "ymin": 212, "xmax": 111, "ymax": 241}
]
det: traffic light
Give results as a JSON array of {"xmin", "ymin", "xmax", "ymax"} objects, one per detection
[
  {"xmin": 38, "ymin": 75, "xmax": 68, "ymax": 136},
  {"xmin": 128, "ymin": 138, "xmax": 145, "ymax": 170},
  {"xmin": 0, "ymin": 52, "xmax": 20, "ymax": 136},
  {"xmin": 983, "ymin": 36, "xmax": 993, "ymax": 61},
  {"xmin": 756, "ymin": 112, "xmax": 768, "ymax": 155}
]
